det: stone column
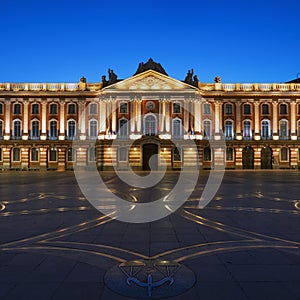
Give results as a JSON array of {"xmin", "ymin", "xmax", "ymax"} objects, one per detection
[
  {"xmin": 290, "ymin": 100, "xmax": 296, "ymax": 140},
  {"xmin": 159, "ymin": 100, "xmax": 165, "ymax": 133},
  {"xmin": 194, "ymin": 100, "xmax": 201, "ymax": 133},
  {"xmin": 111, "ymin": 100, "xmax": 117, "ymax": 133},
  {"xmin": 214, "ymin": 101, "xmax": 220, "ymax": 138},
  {"xmin": 106, "ymin": 100, "xmax": 112, "ymax": 133},
  {"xmin": 41, "ymin": 100, "xmax": 47, "ymax": 140},
  {"xmin": 4, "ymin": 100, "xmax": 11, "ymax": 140},
  {"xmin": 272, "ymin": 101, "xmax": 278, "ymax": 139},
  {"xmin": 22, "ymin": 99, "xmax": 29, "ymax": 140},
  {"xmin": 130, "ymin": 99, "xmax": 136, "ymax": 133},
  {"xmin": 78, "ymin": 101, "xmax": 86, "ymax": 139},
  {"xmin": 136, "ymin": 100, "xmax": 142, "ymax": 133},
  {"xmin": 254, "ymin": 101, "xmax": 260, "ymax": 140},
  {"xmin": 235, "ymin": 101, "xmax": 242, "ymax": 139},
  {"xmin": 165, "ymin": 100, "xmax": 170, "ymax": 133},
  {"xmin": 183, "ymin": 100, "xmax": 189, "ymax": 134},
  {"xmin": 99, "ymin": 100, "xmax": 107, "ymax": 133},
  {"xmin": 59, "ymin": 99, "xmax": 65, "ymax": 140}
]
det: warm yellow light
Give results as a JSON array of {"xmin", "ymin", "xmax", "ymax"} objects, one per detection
[{"xmin": 134, "ymin": 147, "xmax": 137, "ymax": 151}]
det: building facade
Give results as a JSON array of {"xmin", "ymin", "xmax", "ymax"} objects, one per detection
[{"xmin": 1, "ymin": 59, "xmax": 300, "ymax": 171}]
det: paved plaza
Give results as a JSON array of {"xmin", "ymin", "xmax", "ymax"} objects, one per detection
[{"xmin": 0, "ymin": 170, "xmax": 299, "ymax": 300}]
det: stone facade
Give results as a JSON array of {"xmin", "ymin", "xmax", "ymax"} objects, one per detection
[{"xmin": 1, "ymin": 61, "xmax": 300, "ymax": 170}]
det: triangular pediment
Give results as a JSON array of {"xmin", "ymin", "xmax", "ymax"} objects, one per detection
[{"xmin": 102, "ymin": 70, "xmax": 197, "ymax": 91}]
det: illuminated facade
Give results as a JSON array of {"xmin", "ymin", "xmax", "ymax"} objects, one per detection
[{"xmin": 1, "ymin": 59, "xmax": 300, "ymax": 170}]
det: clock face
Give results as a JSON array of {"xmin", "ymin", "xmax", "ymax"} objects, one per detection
[{"xmin": 146, "ymin": 101, "xmax": 155, "ymax": 111}]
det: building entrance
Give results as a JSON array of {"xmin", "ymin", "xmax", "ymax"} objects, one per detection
[
  {"xmin": 261, "ymin": 146, "xmax": 272, "ymax": 169},
  {"xmin": 142, "ymin": 143, "xmax": 158, "ymax": 170},
  {"xmin": 242, "ymin": 146, "xmax": 254, "ymax": 169}
]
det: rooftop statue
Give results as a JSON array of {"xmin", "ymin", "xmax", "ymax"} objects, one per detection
[
  {"xmin": 184, "ymin": 69, "xmax": 199, "ymax": 87},
  {"xmin": 134, "ymin": 58, "xmax": 168, "ymax": 76}
]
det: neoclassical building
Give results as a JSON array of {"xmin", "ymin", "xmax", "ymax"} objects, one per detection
[{"xmin": 0, "ymin": 59, "xmax": 300, "ymax": 171}]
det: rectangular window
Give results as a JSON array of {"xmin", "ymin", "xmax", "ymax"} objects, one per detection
[
  {"xmin": 68, "ymin": 104, "xmax": 76, "ymax": 114},
  {"xmin": 225, "ymin": 104, "xmax": 232, "ymax": 115},
  {"xmin": 89, "ymin": 103, "xmax": 97, "ymax": 114},
  {"xmin": 118, "ymin": 147, "xmax": 128, "ymax": 162},
  {"xmin": 0, "ymin": 148, "xmax": 2, "ymax": 161},
  {"xmin": 12, "ymin": 148, "xmax": 20, "ymax": 161},
  {"xmin": 49, "ymin": 148, "xmax": 57, "ymax": 161},
  {"xmin": 88, "ymin": 147, "xmax": 97, "ymax": 161},
  {"xmin": 203, "ymin": 103, "xmax": 211, "ymax": 114},
  {"xmin": 173, "ymin": 147, "xmax": 182, "ymax": 162},
  {"xmin": 243, "ymin": 104, "xmax": 251, "ymax": 115},
  {"xmin": 67, "ymin": 148, "xmax": 75, "ymax": 161},
  {"xmin": 226, "ymin": 148, "xmax": 234, "ymax": 161},
  {"xmin": 0, "ymin": 103, "xmax": 3, "ymax": 114},
  {"xmin": 50, "ymin": 104, "xmax": 58, "ymax": 115},
  {"xmin": 280, "ymin": 147, "xmax": 288, "ymax": 161},
  {"xmin": 262, "ymin": 104, "xmax": 269, "ymax": 115},
  {"xmin": 32, "ymin": 104, "xmax": 39, "ymax": 114},
  {"xmin": 120, "ymin": 102, "xmax": 128, "ymax": 114},
  {"xmin": 173, "ymin": 103, "xmax": 181, "ymax": 114},
  {"xmin": 31, "ymin": 148, "xmax": 39, "ymax": 161},
  {"xmin": 298, "ymin": 104, "xmax": 300, "ymax": 115}
]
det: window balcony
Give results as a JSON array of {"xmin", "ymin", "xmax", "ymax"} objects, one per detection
[{"xmin": 11, "ymin": 136, "xmax": 22, "ymax": 140}]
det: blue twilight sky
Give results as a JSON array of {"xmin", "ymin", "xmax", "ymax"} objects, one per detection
[{"xmin": 0, "ymin": 0, "xmax": 299, "ymax": 84}]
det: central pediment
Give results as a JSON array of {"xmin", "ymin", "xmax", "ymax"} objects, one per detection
[{"xmin": 102, "ymin": 70, "xmax": 197, "ymax": 92}]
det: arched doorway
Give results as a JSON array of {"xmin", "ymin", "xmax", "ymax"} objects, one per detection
[
  {"xmin": 142, "ymin": 143, "xmax": 158, "ymax": 170},
  {"xmin": 242, "ymin": 146, "xmax": 254, "ymax": 169},
  {"xmin": 261, "ymin": 146, "xmax": 272, "ymax": 169}
]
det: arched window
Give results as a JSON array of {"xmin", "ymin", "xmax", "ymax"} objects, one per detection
[
  {"xmin": 0, "ymin": 103, "xmax": 3, "ymax": 114},
  {"xmin": 67, "ymin": 120, "xmax": 76, "ymax": 139},
  {"xmin": 0, "ymin": 120, "xmax": 3, "ymax": 138},
  {"xmin": 89, "ymin": 103, "xmax": 97, "ymax": 114},
  {"xmin": 13, "ymin": 103, "xmax": 21, "ymax": 114},
  {"xmin": 279, "ymin": 119, "xmax": 288, "ymax": 139},
  {"xmin": 12, "ymin": 148, "xmax": 20, "ymax": 161},
  {"xmin": 262, "ymin": 104, "xmax": 269, "ymax": 115},
  {"xmin": 279, "ymin": 103, "xmax": 288, "ymax": 115},
  {"xmin": 32, "ymin": 103, "xmax": 39, "ymax": 114},
  {"xmin": 280, "ymin": 147, "xmax": 288, "ymax": 161},
  {"xmin": 261, "ymin": 120, "xmax": 270, "ymax": 139},
  {"xmin": 225, "ymin": 103, "xmax": 233, "ymax": 115},
  {"xmin": 203, "ymin": 147, "xmax": 211, "ymax": 161},
  {"xmin": 31, "ymin": 120, "xmax": 40, "ymax": 139},
  {"xmin": 49, "ymin": 103, "xmax": 58, "ymax": 115},
  {"xmin": 224, "ymin": 120, "xmax": 233, "ymax": 139},
  {"xmin": 119, "ymin": 118, "xmax": 128, "ymax": 138},
  {"xmin": 172, "ymin": 118, "xmax": 182, "ymax": 139},
  {"xmin": 243, "ymin": 104, "xmax": 251, "ymax": 115},
  {"xmin": 243, "ymin": 120, "xmax": 252, "ymax": 140},
  {"xmin": 144, "ymin": 114, "xmax": 157, "ymax": 136},
  {"xmin": 13, "ymin": 119, "xmax": 22, "ymax": 139},
  {"xmin": 68, "ymin": 103, "xmax": 76, "ymax": 114},
  {"xmin": 203, "ymin": 120, "xmax": 211, "ymax": 139},
  {"xmin": 31, "ymin": 148, "xmax": 39, "ymax": 161},
  {"xmin": 49, "ymin": 120, "xmax": 58, "ymax": 139},
  {"xmin": 226, "ymin": 147, "xmax": 234, "ymax": 161},
  {"xmin": 89, "ymin": 119, "xmax": 98, "ymax": 138}
]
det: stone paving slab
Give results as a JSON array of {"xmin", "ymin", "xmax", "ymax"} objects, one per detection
[{"xmin": 0, "ymin": 171, "xmax": 299, "ymax": 299}]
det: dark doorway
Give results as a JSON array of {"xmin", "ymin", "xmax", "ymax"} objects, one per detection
[
  {"xmin": 143, "ymin": 144, "xmax": 158, "ymax": 170},
  {"xmin": 261, "ymin": 146, "xmax": 272, "ymax": 169},
  {"xmin": 242, "ymin": 146, "xmax": 254, "ymax": 169}
]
